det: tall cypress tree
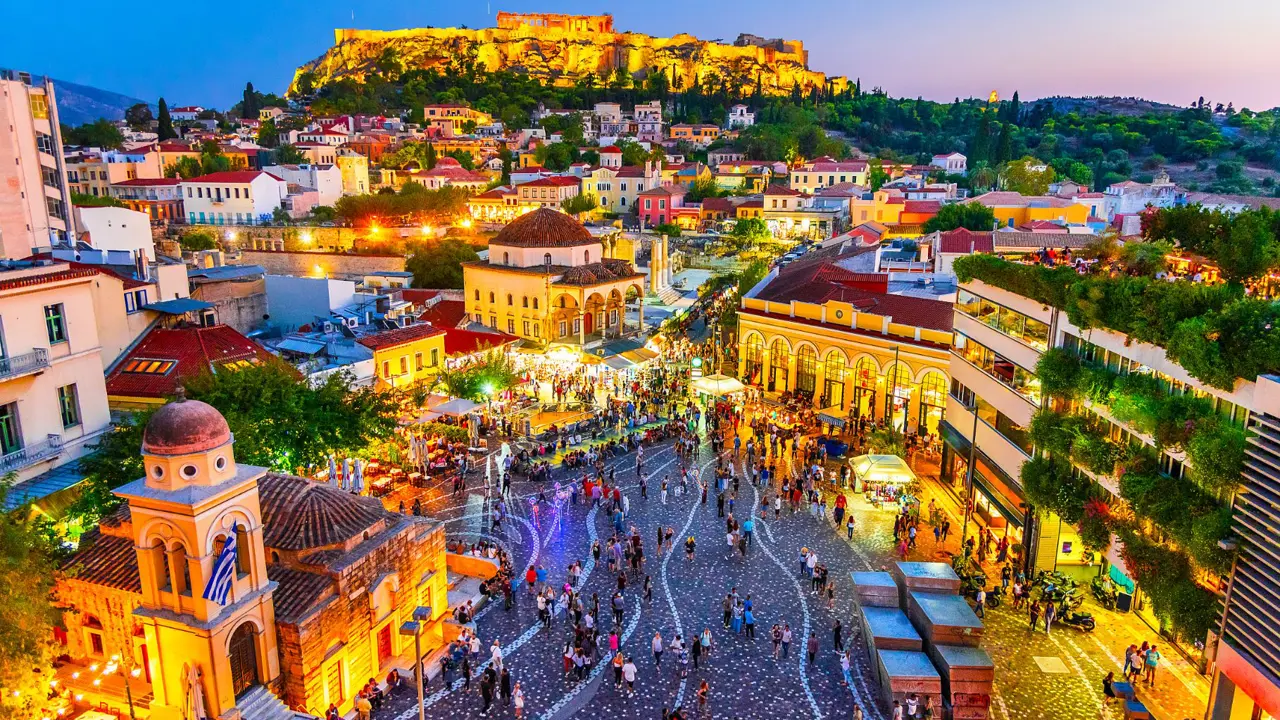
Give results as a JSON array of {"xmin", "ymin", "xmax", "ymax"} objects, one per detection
[
  {"xmin": 1008, "ymin": 91, "xmax": 1022, "ymax": 125},
  {"xmin": 424, "ymin": 142, "xmax": 438, "ymax": 170},
  {"xmin": 241, "ymin": 82, "xmax": 259, "ymax": 119},
  {"xmin": 994, "ymin": 122, "xmax": 1013, "ymax": 165},
  {"xmin": 157, "ymin": 97, "xmax": 176, "ymax": 140},
  {"xmin": 972, "ymin": 110, "xmax": 992, "ymax": 164}
]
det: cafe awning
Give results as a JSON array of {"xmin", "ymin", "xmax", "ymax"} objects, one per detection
[
  {"xmin": 817, "ymin": 406, "xmax": 847, "ymax": 428},
  {"xmin": 690, "ymin": 374, "xmax": 746, "ymax": 397},
  {"xmin": 427, "ymin": 397, "xmax": 482, "ymax": 417},
  {"xmin": 849, "ymin": 454, "xmax": 917, "ymax": 485}
]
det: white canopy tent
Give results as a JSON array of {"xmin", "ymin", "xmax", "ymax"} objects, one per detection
[
  {"xmin": 849, "ymin": 454, "xmax": 917, "ymax": 489},
  {"xmin": 690, "ymin": 374, "xmax": 747, "ymax": 397}
]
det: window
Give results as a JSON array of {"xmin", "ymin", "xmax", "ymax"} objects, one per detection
[
  {"xmin": 952, "ymin": 332, "xmax": 1042, "ymax": 405},
  {"xmin": 122, "ymin": 358, "xmax": 176, "ymax": 375},
  {"xmin": 955, "ymin": 289, "xmax": 1049, "ymax": 350},
  {"xmin": 58, "ymin": 384, "xmax": 80, "ymax": 428},
  {"xmin": 523, "ymin": 320, "xmax": 531, "ymax": 335},
  {"xmin": 30, "ymin": 94, "xmax": 49, "ymax": 119},
  {"xmin": 124, "ymin": 289, "xmax": 148, "ymax": 314},
  {"xmin": 522, "ymin": 296, "xmax": 529, "ymax": 308},
  {"xmin": 533, "ymin": 298, "xmax": 539, "ymax": 310},
  {"xmin": 532, "ymin": 324, "xmax": 541, "ymax": 338},
  {"xmin": 544, "ymin": 253, "xmax": 552, "ymax": 266},
  {"xmin": 430, "ymin": 348, "xmax": 439, "ymax": 367},
  {"xmin": 489, "ymin": 292, "xmax": 495, "ymax": 303},
  {"xmin": 474, "ymin": 289, "xmax": 480, "ymax": 301},
  {"xmin": 44, "ymin": 304, "xmax": 67, "ymax": 344},
  {"xmin": 414, "ymin": 352, "xmax": 424, "ymax": 371},
  {"xmin": 489, "ymin": 315, "xmax": 497, "ymax": 329},
  {"xmin": 399, "ymin": 356, "xmax": 409, "ymax": 375},
  {"xmin": 382, "ymin": 360, "xmax": 390, "ymax": 378},
  {"xmin": 507, "ymin": 294, "xmax": 513, "ymax": 306}
]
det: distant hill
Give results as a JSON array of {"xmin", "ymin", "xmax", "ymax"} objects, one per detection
[
  {"xmin": 51, "ymin": 79, "xmax": 152, "ymax": 126},
  {"xmin": 1033, "ymin": 96, "xmax": 1185, "ymax": 116}
]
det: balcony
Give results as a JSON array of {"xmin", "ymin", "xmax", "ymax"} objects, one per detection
[
  {"xmin": 0, "ymin": 433, "xmax": 63, "ymax": 473},
  {"xmin": 0, "ymin": 349, "xmax": 49, "ymax": 381}
]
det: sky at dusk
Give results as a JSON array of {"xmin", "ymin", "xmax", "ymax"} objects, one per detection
[{"xmin": 9, "ymin": 0, "xmax": 1280, "ymax": 112}]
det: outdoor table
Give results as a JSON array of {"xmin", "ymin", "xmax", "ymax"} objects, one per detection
[
  {"xmin": 408, "ymin": 472, "xmax": 423, "ymax": 484},
  {"xmin": 371, "ymin": 478, "xmax": 392, "ymax": 496}
]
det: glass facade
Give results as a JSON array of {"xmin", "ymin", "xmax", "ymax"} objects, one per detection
[
  {"xmin": 956, "ymin": 288, "xmax": 1050, "ymax": 350},
  {"xmin": 952, "ymin": 331, "xmax": 1042, "ymax": 406}
]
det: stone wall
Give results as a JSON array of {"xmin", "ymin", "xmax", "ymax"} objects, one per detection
[
  {"xmin": 238, "ymin": 249, "xmax": 405, "ymax": 280},
  {"xmin": 191, "ymin": 277, "xmax": 269, "ymax": 334},
  {"xmin": 57, "ymin": 581, "xmax": 143, "ymax": 663}
]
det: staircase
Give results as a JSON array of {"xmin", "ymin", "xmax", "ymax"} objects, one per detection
[
  {"xmin": 649, "ymin": 286, "xmax": 684, "ymax": 306},
  {"xmin": 225, "ymin": 685, "xmax": 304, "ymax": 720}
]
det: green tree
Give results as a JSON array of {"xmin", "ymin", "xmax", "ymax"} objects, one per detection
[
  {"xmin": 442, "ymin": 149, "xmax": 474, "ymax": 170},
  {"xmin": 257, "ymin": 118, "xmax": 280, "ymax": 148},
  {"xmin": 70, "ymin": 192, "xmax": 124, "ymax": 208},
  {"xmin": 179, "ymin": 230, "xmax": 218, "ymax": 251},
  {"xmin": 971, "ymin": 109, "xmax": 992, "ymax": 163},
  {"xmin": 0, "ymin": 481, "xmax": 61, "ymax": 720},
  {"xmin": 993, "ymin": 122, "xmax": 1013, "ymax": 165},
  {"xmin": 275, "ymin": 144, "xmax": 305, "ymax": 164},
  {"xmin": 71, "ymin": 412, "xmax": 152, "ymax": 524},
  {"xmin": 62, "ymin": 118, "xmax": 124, "ymax": 149},
  {"xmin": 125, "ymin": 102, "xmax": 153, "ymax": 130},
  {"xmin": 653, "ymin": 223, "xmax": 682, "ymax": 237},
  {"xmin": 241, "ymin": 81, "xmax": 260, "ymax": 119},
  {"xmin": 499, "ymin": 148, "xmax": 513, "ymax": 185},
  {"xmin": 561, "ymin": 192, "xmax": 599, "ymax": 217},
  {"xmin": 425, "ymin": 142, "xmax": 438, "ymax": 170},
  {"xmin": 164, "ymin": 156, "xmax": 203, "ymax": 179},
  {"xmin": 685, "ymin": 175, "xmax": 725, "ymax": 202},
  {"xmin": 156, "ymin": 97, "xmax": 177, "ymax": 140},
  {"xmin": 868, "ymin": 164, "xmax": 891, "ymax": 191},
  {"xmin": 922, "ymin": 202, "xmax": 997, "ymax": 233},
  {"xmin": 1001, "ymin": 156, "xmax": 1055, "ymax": 195},
  {"xmin": 199, "ymin": 141, "xmax": 232, "ymax": 175},
  {"xmin": 406, "ymin": 238, "xmax": 481, "ymax": 288}
]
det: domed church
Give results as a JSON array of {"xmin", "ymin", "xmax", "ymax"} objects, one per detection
[
  {"xmin": 461, "ymin": 207, "xmax": 647, "ymax": 346},
  {"xmin": 55, "ymin": 395, "xmax": 448, "ymax": 719}
]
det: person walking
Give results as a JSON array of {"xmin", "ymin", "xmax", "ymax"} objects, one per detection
[
  {"xmin": 500, "ymin": 668, "xmax": 512, "ymax": 708},
  {"xmin": 806, "ymin": 631, "xmax": 819, "ymax": 664},
  {"xmin": 1043, "ymin": 601, "xmax": 1056, "ymax": 636},
  {"xmin": 974, "ymin": 587, "xmax": 986, "ymax": 619},
  {"xmin": 833, "ymin": 619, "xmax": 844, "ymax": 651},
  {"xmin": 622, "ymin": 656, "xmax": 637, "ymax": 696},
  {"xmin": 652, "ymin": 631, "xmax": 664, "ymax": 666},
  {"xmin": 1144, "ymin": 645, "xmax": 1162, "ymax": 687},
  {"xmin": 697, "ymin": 680, "xmax": 710, "ymax": 716},
  {"xmin": 1028, "ymin": 600, "xmax": 1041, "ymax": 632},
  {"xmin": 781, "ymin": 623, "xmax": 793, "ymax": 659},
  {"xmin": 513, "ymin": 682, "xmax": 525, "ymax": 719}
]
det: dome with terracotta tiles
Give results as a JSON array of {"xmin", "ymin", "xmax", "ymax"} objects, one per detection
[
  {"xmin": 141, "ymin": 394, "xmax": 232, "ymax": 456},
  {"xmin": 491, "ymin": 207, "xmax": 594, "ymax": 248}
]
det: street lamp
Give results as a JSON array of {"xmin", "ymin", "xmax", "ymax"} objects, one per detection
[{"xmin": 398, "ymin": 605, "xmax": 433, "ymax": 720}]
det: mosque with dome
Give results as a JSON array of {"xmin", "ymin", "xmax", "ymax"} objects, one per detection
[
  {"xmin": 54, "ymin": 395, "xmax": 449, "ymax": 719},
  {"xmin": 461, "ymin": 207, "xmax": 650, "ymax": 346}
]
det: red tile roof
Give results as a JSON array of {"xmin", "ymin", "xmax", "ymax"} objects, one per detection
[
  {"xmin": 599, "ymin": 146, "xmax": 622, "ymax": 154},
  {"xmin": 443, "ymin": 328, "xmax": 518, "ymax": 356},
  {"xmin": 25, "ymin": 254, "xmax": 152, "ymax": 290},
  {"xmin": 418, "ymin": 299, "xmax": 467, "ymax": 328},
  {"xmin": 936, "ymin": 228, "xmax": 995, "ymax": 254},
  {"xmin": 764, "ymin": 184, "xmax": 802, "ymax": 196},
  {"xmin": 182, "ymin": 170, "xmax": 283, "ymax": 184},
  {"xmin": 902, "ymin": 200, "xmax": 941, "ymax": 214},
  {"xmin": 106, "ymin": 324, "xmax": 278, "ymax": 399},
  {"xmin": 399, "ymin": 289, "xmax": 441, "ymax": 305},
  {"xmin": 0, "ymin": 266, "xmax": 98, "ymax": 292},
  {"xmin": 357, "ymin": 323, "xmax": 445, "ymax": 350},
  {"xmin": 521, "ymin": 176, "xmax": 581, "ymax": 187},
  {"xmin": 61, "ymin": 530, "xmax": 141, "ymax": 593},
  {"xmin": 701, "ymin": 197, "xmax": 736, "ymax": 212}
]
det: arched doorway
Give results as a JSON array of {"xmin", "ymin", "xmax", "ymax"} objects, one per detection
[
  {"xmin": 228, "ymin": 622, "xmax": 260, "ymax": 698},
  {"xmin": 768, "ymin": 339, "xmax": 790, "ymax": 393},
  {"xmin": 852, "ymin": 357, "xmax": 879, "ymax": 421},
  {"xmin": 795, "ymin": 345, "xmax": 818, "ymax": 400},
  {"xmin": 743, "ymin": 334, "xmax": 764, "ymax": 384},
  {"xmin": 917, "ymin": 370, "xmax": 948, "ymax": 436},
  {"xmin": 884, "ymin": 362, "xmax": 915, "ymax": 432},
  {"xmin": 822, "ymin": 350, "xmax": 847, "ymax": 409}
]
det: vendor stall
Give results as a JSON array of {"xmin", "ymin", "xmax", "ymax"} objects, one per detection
[
  {"xmin": 690, "ymin": 373, "xmax": 746, "ymax": 397},
  {"xmin": 849, "ymin": 454, "xmax": 918, "ymax": 506}
]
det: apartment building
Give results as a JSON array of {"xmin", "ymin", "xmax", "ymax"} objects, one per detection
[
  {"xmin": 0, "ymin": 261, "xmax": 112, "ymax": 506},
  {"xmin": 0, "ymin": 69, "xmax": 74, "ymax": 258},
  {"xmin": 941, "ymin": 274, "xmax": 1256, "ymax": 654},
  {"xmin": 180, "ymin": 170, "xmax": 288, "ymax": 225}
]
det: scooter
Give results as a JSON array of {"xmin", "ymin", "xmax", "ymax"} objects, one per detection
[
  {"xmin": 1091, "ymin": 576, "xmax": 1118, "ymax": 610},
  {"xmin": 1055, "ymin": 602, "xmax": 1096, "ymax": 632}
]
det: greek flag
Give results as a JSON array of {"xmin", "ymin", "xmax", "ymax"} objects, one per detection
[{"xmin": 203, "ymin": 523, "xmax": 238, "ymax": 605}]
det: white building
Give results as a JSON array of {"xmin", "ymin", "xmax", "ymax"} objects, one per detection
[
  {"xmin": 263, "ymin": 163, "xmax": 343, "ymax": 207},
  {"xmin": 0, "ymin": 69, "xmax": 73, "ymax": 257},
  {"xmin": 296, "ymin": 128, "xmax": 350, "ymax": 146},
  {"xmin": 726, "ymin": 104, "xmax": 755, "ymax": 129},
  {"xmin": 169, "ymin": 105, "xmax": 204, "ymax": 121},
  {"xmin": 72, "ymin": 206, "xmax": 157, "ymax": 261},
  {"xmin": 931, "ymin": 152, "xmax": 967, "ymax": 174},
  {"xmin": 1104, "ymin": 171, "xmax": 1177, "ymax": 219},
  {"xmin": 180, "ymin": 170, "xmax": 288, "ymax": 226},
  {"xmin": 0, "ymin": 260, "xmax": 112, "ymax": 504}
]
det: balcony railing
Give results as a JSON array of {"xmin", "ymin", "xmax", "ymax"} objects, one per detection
[
  {"xmin": 0, "ymin": 433, "xmax": 63, "ymax": 473},
  {"xmin": 0, "ymin": 349, "xmax": 49, "ymax": 381}
]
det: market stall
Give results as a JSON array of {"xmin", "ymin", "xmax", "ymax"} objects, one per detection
[
  {"xmin": 849, "ymin": 454, "xmax": 918, "ymax": 506},
  {"xmin": 690, "ymin": 373, "xmax": 746, "ymax": 397}
]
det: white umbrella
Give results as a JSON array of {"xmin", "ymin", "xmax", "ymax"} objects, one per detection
[
  {"xmin": 188, "ymin": 664, "xmax": 208, "ymax": 720},
  {"xmin": 343, "ymin": 457, "xmax": 353, "ymax": 491},
  {"xmin": 352, "ymin": 459, "xmax": 364, "ymax": 494},
  {"xmin": 328, "ymin": 455, "xmax": 337, "ymax": 486}
]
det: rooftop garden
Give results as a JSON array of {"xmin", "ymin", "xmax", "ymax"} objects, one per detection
[{"xmin": 953, "ymin": 205, "xmax": 1280, "ymax": 390}]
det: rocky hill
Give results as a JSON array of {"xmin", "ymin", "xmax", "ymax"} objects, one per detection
[{"xmin": 292, "ymin": 12, "xmax": 845, "ymax": 97}]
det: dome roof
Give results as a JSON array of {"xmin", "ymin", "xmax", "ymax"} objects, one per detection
[
  {"xmin": 435, "ymin": 156, "xmax": 462, "ymax": 168},
  {"xmin": 142, "ymin": 396, "xmax": 232, "ymax": 456},
  {"xmin": 490, "ymin": 208, "xmax": 594, "ymax": 248}
]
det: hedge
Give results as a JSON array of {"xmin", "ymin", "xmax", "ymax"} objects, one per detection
[
  {"xmin": 953, "ymin": 254, "xmax": 1280, "ymax": 390},
  {"xmin": 1117, "ymin": 528, "xmax": 1220, "ymax": 642}
]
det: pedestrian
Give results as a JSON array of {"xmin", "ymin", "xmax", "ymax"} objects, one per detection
[
  {"xmin": 652, "ymin": 631, "xmax": 664, "ymax": 666},
  {"xmin": 833, "ymin": 619, "xmax": 844, "ymax": 651},
  {"xmin": 697, "ymin": 680, "xmax": 710, "ymax": 716},
  {"xmin": 622, "ymin": 656, "xmax": 637, "ymax": 696},
  {"xmin": 974, "ymin": 587, "xmax": 986, "ymax": 618},
  {"xmin": 1029, "ymin": 600, "xmax": 1040, "ymax": 632},
  {"xmin": 806, "ymin": 631, "xmax": 819, "ymax": 664},
  {"xmin": 846, "ymin": 513, "xmax": 856, "ymax": 540},
  {"xmin": 781, "ymin": 623, "xmax": 793, "ymax": 659},
  {"xmin": 1144, "ymin": 645, "xmax": 1161, "ymax": 687},
  {"xmin": 500, "ymin": 668, "xmax": 512, "ymax": 707},
  {"xmin": 513, "ymin": 682, "xmax": 525, "ymax": 718},
  {"xmin": 892, "ymin": 700, "xmax": 904, "ymax": 720},
  {"xmin": 612, "ymin": 651, "xmax": 625, "ymax": 689},
  {"xmin": 1044, "ymin": 601, "xmax": 1056, "ymax": 635}
]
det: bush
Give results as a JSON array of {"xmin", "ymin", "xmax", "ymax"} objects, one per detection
[
  {"xmin": 1185, "ymin": 419, "xmax": 1247, "ymax": 494},
  {"xmin": 952, "ymin": 255, "xmax": 1075, "ymax": 308},
  {"xmin": 179, "ymin": 230, "xmax": 218, "ymax": 252},
  {"xmin": 419, "ymin": 421, "xmax": 469, "ymax": 443},
  {"xmin": 1034, "ymin": 348, "xmax": 1082, "ymax": 400},
  {"xmin": 1020, "ymin": 455, "xmax": 1091, "ymax": 523},
  {"xmin": 1118, "ymin": 529, "xmax": 1218, "ymax": 642}
]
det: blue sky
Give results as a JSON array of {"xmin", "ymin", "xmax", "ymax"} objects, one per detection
[{"xmin": 9, "ymin": 0, "xmax": 1280, "ymax": 111}]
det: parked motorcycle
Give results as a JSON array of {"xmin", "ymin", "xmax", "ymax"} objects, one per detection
[
  {"xmin": 1091, "ymin": 576, "xmax": 1118, "ymax": 611},
  {"xmin": 1055, "ymin": 601, "xmax": 1096, "ymax": 632}
]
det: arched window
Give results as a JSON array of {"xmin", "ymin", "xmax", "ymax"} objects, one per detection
[
  {"xmin": 533, "ymin": 298, "xmax": 539, "ymax": 310},
  {"xmin": 796, "ymin": 345, "xmax": 818, "ymax": 396},
  {"xmin": 489, "ymin": 292, "xmax": 495, "ymax": 303},
  {"xmin": 559, "ymin": 297, "xmax": 567, "ymax": 309},
  {"xmin": 584, "ymin": 250, "xmax": 591, "ymax": 263},
  {"xmin": 507, "ymin": 294, "xmax": 513, "ymax": 306},
  {"xmin": 522, "ymin": 296, "xmax": 529, "ymax": 308},
  {"xmin": 150, "ymin": 539, "xmax": 172, "ymax": 593},
  {"xmin": 474, "ymin": 289, "xmax": 480, "ymax": 301},
  {"xmin": 544, "ymin": 253, "xmax": 552, "ymax": 266},
  {"xmin": 744, "ymin": 334, "xmax": 764, "ymax": 381},
  {"xmin": 919, "ymin": 370, "xmax": 948, "ymax": 407},
  {"xmin": 824, "ymin": 351, "xmax": 848, "ymax": 383},
  {"xmin": 502, "ymin": 251, "xmax": 509, "ymax": 265},
  {"xmin": 854, "ymin": 357, "xmax": 879, "ymax": 389}
]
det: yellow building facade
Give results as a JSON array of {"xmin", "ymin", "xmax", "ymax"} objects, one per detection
[
  {"xmin": 462, "ymin": 209, "xmax": 646, "ymax": 346},
  {"xmin": 359, "ymin": 323, "xmax": 447, "ymax": 389},
  {"xmin": 968, "ymin": 191, "xmax": 1091, "ymax": 228}
]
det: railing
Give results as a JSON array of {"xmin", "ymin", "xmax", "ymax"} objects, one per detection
[
  {"xmin": 0, "ymin": 433, "xmax": 63, "ymax": 473},
  {"xmin": 0, "ymin": 349, "xmax": 49, "ymax": 381}
]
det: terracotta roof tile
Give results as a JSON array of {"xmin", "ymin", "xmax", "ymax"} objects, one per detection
[
  {"xmin": 490, "ymin": 207, "xmax": 594, "ymax": 248},
  {"xmin": 443, "ymin": 328, "xmax": 518, "ymax": 356},
  {"xmin": 258, "ymin": 473, "xmax": 388, "ymax": 551},
  {"xmin": 105, "ymin": 325, "xmax": 278, "ymax": 399},
  {"xmin": 937, "ymin": 229, "xmax": 995, "ymax": 254},
  {"xmin": 356, "ymin": 323, "xmax": 445, "ymax": 351},
  {"xmin": 418, "ymin": 300, "xmax": 467, "ymax": 328},
  {"xmin": 61, "ymin": 530, "xmax": 141, "ymax": 593},
  {"xmin": 267, "ymin": 565, "xmax": 336, "ymax": 623}
]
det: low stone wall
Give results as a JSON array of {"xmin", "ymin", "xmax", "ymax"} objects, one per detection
[
  {"xmin": 446, "ymin": 552, "xmax": 500, "ymax": 580},
  {"xmin": 239, "ymin": 248, "xmax": 406, "ymax": 279}
]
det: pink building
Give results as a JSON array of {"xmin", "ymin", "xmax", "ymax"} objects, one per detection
[{"xmin": 638, "ymin": 185, "xmax": 699, "ymax": 228}]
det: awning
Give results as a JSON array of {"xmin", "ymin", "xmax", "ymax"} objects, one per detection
[
  {"xmin": 817, "ymin": 406, "xmax": 847, "ymax": 428},
  {"xmin": 427, "ymin": 397, "xmax": 482, "ymax": 417},
  {"xmin": 690, "ymin": 374, "xmax": 746, "ymax": 397},
  {"xmin": 277, "ymin": 337, "xmax": 325, "ymax": 355},
  {"xmin": 849, "ymin": 454, "xmax": 917, "ymax": 484},
  {"xmin": 4, "ymin": 460, "xmax": 87, "ymax": 514},
  {"xmin": 605, "ymin": 356, "xmax": 635, "ymax": 370},
  {"xmin": 142, "ymin": 298, "xmax": 214, "ymax": 315},
  {"xmin": 595, "ymin": 338, "xmax": 646, "ymax": 358}
]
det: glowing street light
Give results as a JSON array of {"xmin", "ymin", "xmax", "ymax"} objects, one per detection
[{"xmin": 300, "ymin": 231, "xmax": 312, "ymax": 244}]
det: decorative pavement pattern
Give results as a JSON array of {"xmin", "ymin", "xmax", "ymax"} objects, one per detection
[{"xmin": 373, "ymin": 431, "xmax": 1209, "ymax": 720}]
